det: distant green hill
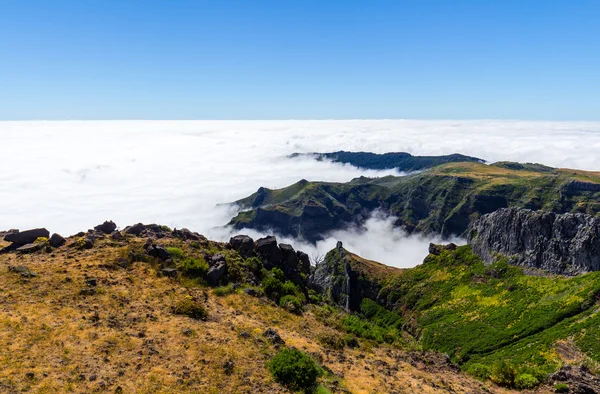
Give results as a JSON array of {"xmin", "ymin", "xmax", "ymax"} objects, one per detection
[
  {"xmin": 290, "ymin": 150, "xmax": 484, "ymax": 171},
  {"xmin": 229, "ymin": 162, "xmax": 600, "ymax": 242}
]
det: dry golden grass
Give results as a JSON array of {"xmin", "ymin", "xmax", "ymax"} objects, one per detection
[{"xmin": 0, "ymin": 233, "xmax": 518, "ymax": 394}]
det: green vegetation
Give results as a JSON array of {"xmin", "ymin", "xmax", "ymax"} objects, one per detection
[
  {"xmin": 180, "ymin": 257, "xmax": 209, "ymax": 278},
  {"xmin": 376, "ymin": 245, "xmax": 600, "ymax": 387},
  {"xmin": 213, "ymin": 284, "xmax": 236, "ymax": 297},
  {"xmin": 172, "ymin": 298, "xmax": 207, "ymax": 320},
  {"xmin": 229, "ymin": 161, "xmax": 600, "ymax": 241},
  {"xmin": 554, "ymin": 383, "xmax": 569, "ymax": 393},
  {"xmin": 268, "ymin": 348, "xmax": 322, "ymax": 391},
  {"xmin": 165, "ymin": 247, "xmax": 184, "ymax": 260}
]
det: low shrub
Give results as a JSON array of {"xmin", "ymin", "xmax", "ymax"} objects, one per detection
[
  {"xmin": 268, "ymin": 348, "xmax": 322, "ymax": 391},
  {"xmin": 515, "ymin": 373, "xmax": 539, "ymax": 389},
  {"xmin": 344, "ymin": 334, "xmax": 359, "ymax": 348},
  {"xmin": 166, "ymin": 247, "xmax": 184, "ymax": 260},
  {"xmin": 180, "ymin": 257, "xmax": 209, "ymax": 278},
  {"xmin": 466, "ymin": 363, "xmax": 491, "ymax": 380},
  {"xmin": 213, "ymin": 284, "xmax": 236, "ymax": 297},
  {"xmin": 172, "ymin": 298, "xmax": 207, "ymax": 320},
  {"xmin": 554, "ymin": 383, "xmax": 569, "ymax": 393},
  {"xmin": 280, "ymin": 295, "xmax": 303, "ymax": 314},
  {"xmin": 317, "ymin": 332, "xmax": 345, "ymax": 350},
  {"xmin": 490, "ymin": 360, "xmax": 518, "ymax": 387}
]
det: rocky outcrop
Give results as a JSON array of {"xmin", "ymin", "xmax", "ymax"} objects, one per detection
[
  {"xmin": 310, "ymin": 241, "xmax": 385, "ymax": 312},
  {"xmin": 254, "ymin": 236, "xmax": 282, "ymax": 269},
  {"xmin": 94, "ymin": 221, "xmax": 117, "ymax": 234},
  {"xmin": 49, "ymin": 233, "xmax": 66, "ymax": 248},
  {"xmin": 228, "ymin": 235, "xmax": 254, "ymax": 257},
  {"xmin": 5, "ymin": 228, "xmax": 49, "ymax": 246},
  {"xmin": 469, "ymin": 208, "xmax": 600, "ymax": 275}
]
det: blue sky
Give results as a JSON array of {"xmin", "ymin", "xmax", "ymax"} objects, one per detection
[{"xmin": 1, "ymin": 0, "xmax": 599, "ymax": 120}]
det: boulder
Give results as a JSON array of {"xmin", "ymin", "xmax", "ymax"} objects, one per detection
[
  {"xmin": 161, "ymin": 268, "xmax": 178, "ymax": 278},
  {"xmin": 5, "ymin": 228, "xmax": 50, "ymax": 246},
  {"xmin": 210, "ymin": 253, "xmax": 226, "ymax": 267},
  {"xmin": 297, "ymin": 251, "xmax": 311, "ymax": 275},
  {"xmin": 207, "ymin": 262, "xmax": 227, "ymax": 285},
  {"xmin": 110, "ymin": 231, "xmax": 124, "ymax": 240},
  {"xmin": 124, "ymin": 223, "xmax": 145, "ymax": 236},
  {"xmin": 49, "ymin": 233, "xmax": 66, "ymax": 248},
  {"xmin": 229, "ymin": 235, "xmax": 254, "ymax": 257},
  {"xmin": 255, "ymin": 236, "xmax": 282, "ymax": 269},
  {"xmin": 94, "ymin": 221, "xmax": 117, "ymax": 234},
  {"xmin": 172, "ymin": 228, "xmax": 202, "ymax": 241},
  {"xmin": 145, "ymin": 244, "xmax": 170, "ymax": 261},
  {"xmin": 16, "ymin": 243, "xmax": 42, "ymax": 254},
  {"xmin": 8, "ymin": 265, "xmax": 36, "ymax": 278},
  {"xmin": 279, "ymin": 243, "xmax": 299, "ymax": 277},
  {"xmin": 263, "ymin": 328, "xmax": 285, "ymax": 346},
  {"xmin": 83, "ymin": 237, "xmax": 94, "ymax": 249}
]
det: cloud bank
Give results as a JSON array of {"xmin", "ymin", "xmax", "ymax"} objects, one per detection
[{"xmin": 1, "ymin": 120, "xmax": 599, "ymax": 267}]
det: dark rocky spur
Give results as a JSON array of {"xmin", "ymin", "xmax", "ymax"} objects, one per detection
[{"xmin": 469, "ymin": 207, "xmax": 600, "ymax": 275}]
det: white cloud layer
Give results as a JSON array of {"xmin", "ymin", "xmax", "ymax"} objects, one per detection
[{"xmin": 1, "ymin": 120, "xmax": 599, "ymax": 267}]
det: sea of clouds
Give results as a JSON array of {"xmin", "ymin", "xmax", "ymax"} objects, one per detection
[{"xmin": 2, "ymin": 120, "xmax": 599, "ymax": 267}]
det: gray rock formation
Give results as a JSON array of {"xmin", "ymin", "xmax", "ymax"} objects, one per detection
[
  {"xmin": 469, "ymin": 208, "xmax": 600, "ymax": 275},
  {"xmin": 5, "ymin": 228, "xmax": 49, "ymax": 246},
  {"xmin": 94, "ymin": 221, "xmax": 117, "ymax": 234}
]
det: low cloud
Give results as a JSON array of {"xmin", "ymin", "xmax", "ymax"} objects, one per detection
[{"xmin": 1, "ymin": 120, "xmax": 598, "ymax": 267}]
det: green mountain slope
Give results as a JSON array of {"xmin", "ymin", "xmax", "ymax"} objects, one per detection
[
  {"xmin": 229, "ymin": 162, "xmax": 600, "ymax": 242},
  {"xmin": 316, "ymin": 243, "xmax": 600, "ymax": 389}
]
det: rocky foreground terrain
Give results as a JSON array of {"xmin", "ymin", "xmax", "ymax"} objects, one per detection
[
  {"xmin": 0, "ymin": 222, "xmax": 518, "ymax": 394},
  {"xmin": 2, "ymin": 218, "xmax": 600, "ymax": 393}
]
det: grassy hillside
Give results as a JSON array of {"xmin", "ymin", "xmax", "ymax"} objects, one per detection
[
  {"xmin": 229, "ymin": 162, "xmax": 600, "ymax": 241},
  {"xmin": 365, "ymin": 245, "xmax": 600, "ymax": 389},
  {"xmin": 0, "ymin": 230, "xmax": 513, "ymax": 394}
]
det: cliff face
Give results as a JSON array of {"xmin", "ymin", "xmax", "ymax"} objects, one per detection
[
  {"xmin": 309, "ymin": 241, "xmax": 401, "ymax": 311},
  {"xmin": 469, "ymin": 208, "xmax": 600, "ymax": 275}
]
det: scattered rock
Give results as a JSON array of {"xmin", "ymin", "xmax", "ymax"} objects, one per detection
[
  {"xmin": 49, "ymin": 233, "xmax": 66, "ymax": 247},
  {"xmin": 297, "ymin": 250, "xmax": 311, "ymax": 275},
  {"xmin": 223, "ymin": 359, "xmax": 234, "ymax": 375},
  {"xmin": 207, "ymin": 262, "xmax": 227, "ymax": 285},
  {"xmin": 145, "ymin": 244, "xmax": 170, "ymax": 261},
  {"xmin": 110, "ymin": 231, "xmax": 124, "ymax": 240},
  {"xmin": 16, "ymin": 243, "xmax": 42, "ymax": 254},
  {"xmin": 85, "ymin": 278, "xmax": 98, "ymax": 287},
  {"xmin": 238, "ymin": 331, "xmax": 251, "ymax": 339},
  {"xmin": 161, "ymin": 268, "xmax": 178, "ymax": 278},
  {"xmin": 255, "ymin": 236, "xmax": 282, "ymax": 269},
  {"xmin": 8, "ymin": 265, "xmax": 37, "ymax": 278},
  {"xmin": 94, "ymin": 220, "xmax": 117, "ymax": 234},
  {"xmin": 263, "ymin": 328, "xmax": 285, "ymax": 346},
  {"xmin": 210, "ymin": 253, "xmax": 226, "ymax": 266},
  {"xmin": 243, "ymin": 287, "xmax": 260, "ymax": 297},
  {"xmin": 124, "ymin": 223, "xmax": 145, "ymax": 236},
  {"xmin": 229, "ymin": 235, "xmax": 254, "ymax": 257},
  {"xmin": 5, "ymin": 228, "xmax": 50, "ymax": 246},
  {"xmin": 172, "ymin": 228, "xmax": 202, "ymax": 241}
]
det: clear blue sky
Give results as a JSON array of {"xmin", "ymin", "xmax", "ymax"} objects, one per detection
[{"xmin": 1, "ymin": 0, "xmax": 599, "ymax": 120}]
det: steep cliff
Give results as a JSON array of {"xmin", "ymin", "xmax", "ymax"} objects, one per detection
[
  {"xmin": 309, "ymin": 241, "xmax": 402, "ymax": 311},
  {"xmin": 468, "ymin": 207, "xmax": 600, "ymax": 275}
]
